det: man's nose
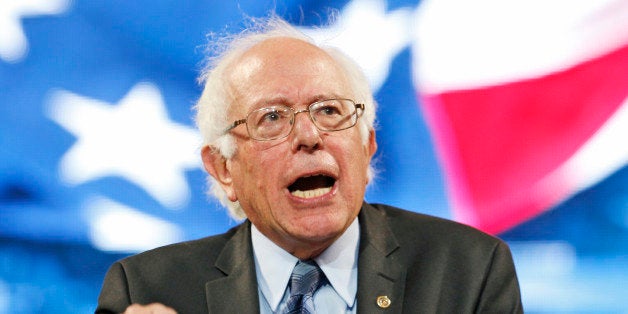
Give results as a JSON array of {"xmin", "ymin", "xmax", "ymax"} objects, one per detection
[{"xmin": 290, "ymin": 110, "xmax": 322, "ymax": 151}]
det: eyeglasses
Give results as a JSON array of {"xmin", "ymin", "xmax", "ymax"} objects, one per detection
[{"xmin": 225, "ymin": 98, "xmax": 365, "ymax": 141}]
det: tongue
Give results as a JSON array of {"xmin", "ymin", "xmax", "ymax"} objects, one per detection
[{"xmin": 289, "ymin": 175, "xmax": 333, "ymax": 192}]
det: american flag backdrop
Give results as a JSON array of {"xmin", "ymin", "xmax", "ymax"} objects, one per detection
[{"xmin": 0, "ymin": 0, "xmax": 627, "ymax": 312}]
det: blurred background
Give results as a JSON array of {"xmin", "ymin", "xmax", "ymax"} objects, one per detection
[{"xmin": 1, "ymin": 0, "xmax": 627, "ymax": 312}]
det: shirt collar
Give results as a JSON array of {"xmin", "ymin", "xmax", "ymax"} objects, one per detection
[
  {"xmin": 314, "ymin": 218, "xmax": 360, "ymax": 306},
  {"xmin": 251, "ymin": 218, "xmax": 360, "ymax": 311}
]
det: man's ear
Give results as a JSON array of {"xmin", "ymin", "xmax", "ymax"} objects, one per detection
[
  {"xmin": 367, "ymin": 129, "xmax": 378, "ymax": 158},
  {"xmin": 201, "ymin": 146, "xmax": 237, "ymax": 202}
]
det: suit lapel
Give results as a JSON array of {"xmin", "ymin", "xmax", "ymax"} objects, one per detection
[
  {"xmin": 203, "ymin": 204, "xmax": 407, "ymax": 312},
  {"xmin": 357, "ymin": 203, "xmax": 407, "ymax": 312},
  {"xmin": 205, "ymin": 221, "xmax": 260, "ymax": 314}
]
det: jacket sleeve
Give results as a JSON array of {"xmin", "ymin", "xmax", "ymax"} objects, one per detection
[
  {"xmin": 475, "ymin": 241, "xmax": 524, "ymax": 313},
  {"xmin": 95, "ymin": 262, "xmax": 132, "ymax": 314}
]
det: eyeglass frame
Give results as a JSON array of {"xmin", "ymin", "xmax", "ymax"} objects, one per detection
[{"xmin": 224, "ymin": 98, "xmax": 365, "ymax": 141}]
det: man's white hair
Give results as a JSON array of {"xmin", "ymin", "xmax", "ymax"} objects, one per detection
[{"xmin": 194, "ymin": 16, "xmax": 377, "ymax": 220}]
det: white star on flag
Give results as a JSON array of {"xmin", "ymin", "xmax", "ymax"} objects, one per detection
[
  {"xmin": 300, "ymin": 0, "xmax": 414, "ymax": 91},
  {"xmin": 0, "ymin": 0, "xmax": 70, "ymax": 63},
  {"xmin": 47, "ymin": 82, "xmax": 202, "ymax": 209},
  {"xmin": 86, "ymin": 196, "xmax": 184, "ymax": 252}
]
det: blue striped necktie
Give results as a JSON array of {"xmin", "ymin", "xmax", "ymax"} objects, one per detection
[{"xmin": 285, "ymin": 260, "xmax": 327, "ymax": 314}]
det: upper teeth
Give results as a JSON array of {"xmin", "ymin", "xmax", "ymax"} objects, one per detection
[{"xmin": 291, "ymin": 187, "xmax": 332, "ymax": 198}]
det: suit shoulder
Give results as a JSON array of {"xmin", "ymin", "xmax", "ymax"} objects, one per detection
[
  {"xmin": 117, "ymin": 222, "xmax": 245, "ymax": 269},
  {"xmin": 367, "ymin": 203, "xmax": 503, "ymax": 247}
]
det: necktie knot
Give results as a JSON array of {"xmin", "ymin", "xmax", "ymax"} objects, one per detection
[{"xmin": 285, "ymin": 260, "xmax": 327, "ymax": 313}]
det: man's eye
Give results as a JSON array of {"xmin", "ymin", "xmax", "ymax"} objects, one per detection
[
  {"xmin": 319, "ymin": 106, "xmax": 341, "ymax": 115},
  {"xmin": 256, "ymin": 110, "xmax": 288, "ymax": 126},
  {"xmin": 262, "ymin": 111, "xmax": 280, "ymax": 121}
]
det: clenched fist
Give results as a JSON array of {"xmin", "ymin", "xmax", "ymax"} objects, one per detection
[{"xmin": 122, "ymin": 303, "xmax": 177, "ymax": 314}]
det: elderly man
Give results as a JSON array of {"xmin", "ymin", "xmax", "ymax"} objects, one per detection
[{"xmin": 96, "ymin": 17, "xmax": 523, "ymax": 314}]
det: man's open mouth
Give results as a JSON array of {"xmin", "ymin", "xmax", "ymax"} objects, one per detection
[{"xmin": 288, "ymin": 174, "xmax": 336, "ymax": 199}]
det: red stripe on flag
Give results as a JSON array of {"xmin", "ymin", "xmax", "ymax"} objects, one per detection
[{"xmin": 421, "ymin": 44, "xmax": 628, "ymax": 234}]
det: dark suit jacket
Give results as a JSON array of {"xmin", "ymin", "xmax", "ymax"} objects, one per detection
[{"xmin": 96, "ymin": 203, "xmax": 523, "ymax": 313}]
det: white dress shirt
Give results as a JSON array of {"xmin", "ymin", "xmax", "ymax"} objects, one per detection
[{"xmin": 252, "ymin": 218, "xmax": 360, "ymax": 313}]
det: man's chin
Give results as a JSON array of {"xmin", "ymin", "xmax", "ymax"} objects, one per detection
[{"xmin": 284, "ymin": 219, "xmax": 346, "ymax": 244}]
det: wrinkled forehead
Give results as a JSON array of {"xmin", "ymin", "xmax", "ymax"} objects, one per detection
[{"xmin": 225, "ymin": 37, "xmax": 352, "ymax": 114}]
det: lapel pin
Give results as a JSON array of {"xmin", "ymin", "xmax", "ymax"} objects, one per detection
[{"xmin": 376, "ymin": 295, "xmax": 391, "ymax": 308}]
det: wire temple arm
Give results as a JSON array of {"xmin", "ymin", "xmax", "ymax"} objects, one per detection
[
  {"xmin": 225, "ymin": 119, "xmax": 247, "ymax": 133},
  {"xmin": 356, "ymin": 103, "xmax": 364, "ymax": 116}
]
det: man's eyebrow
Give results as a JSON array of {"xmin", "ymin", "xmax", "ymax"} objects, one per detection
[
  {"xmin": 251, "ymin": 94, "xmax": 343, "ymax": 108},
  {"xmin": 253, "ymin": 96, "xmax": 290, "ymax": 108},
  {"xmin": 310, "ymin": 94, "xmax": 341, "ymax": 102}
]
